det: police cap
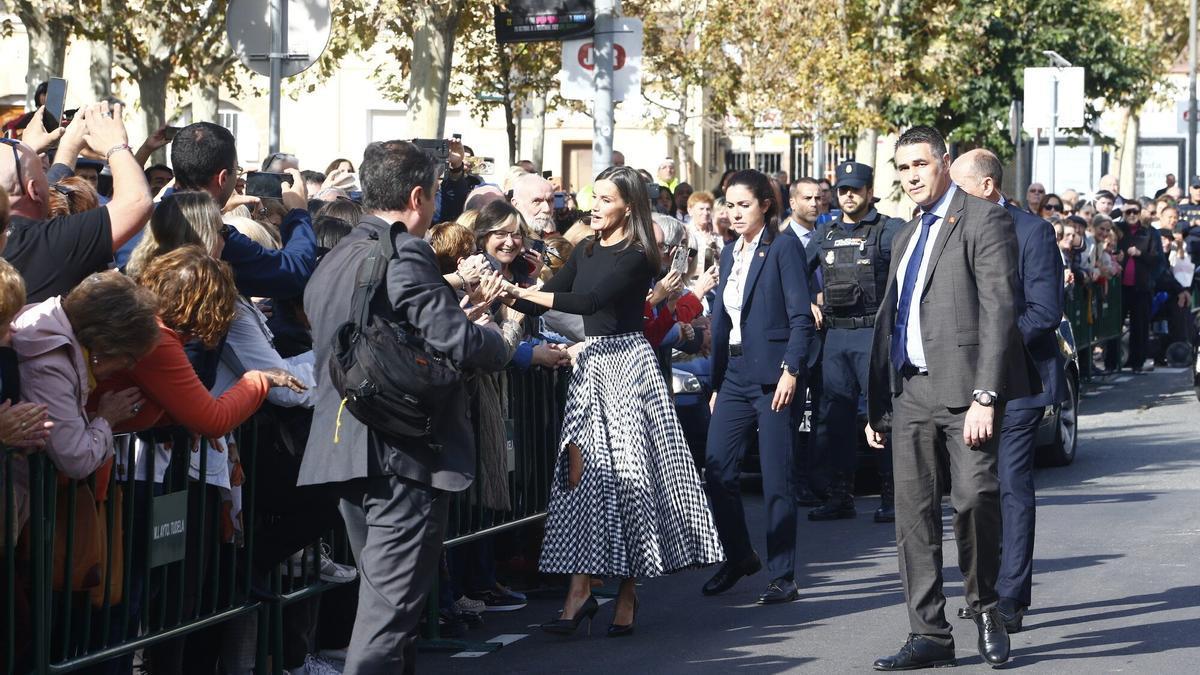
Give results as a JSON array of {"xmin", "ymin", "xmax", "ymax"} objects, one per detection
[{"xmin": 835, "ymin": 161, "xmax": 873, "ymax": 190}]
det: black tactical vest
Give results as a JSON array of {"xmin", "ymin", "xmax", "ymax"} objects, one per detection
[{"xmin": 819, "ymin": 219, "xmax": 888, "ymax": 317}]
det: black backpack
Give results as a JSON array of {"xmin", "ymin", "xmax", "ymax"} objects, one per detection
[{"xmin": 328, "ymin": 222, "xmax": 462, "ymax": 448}]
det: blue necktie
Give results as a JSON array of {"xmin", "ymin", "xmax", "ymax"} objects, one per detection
[{"xmin": 890, "ymin": 212, "xmax": 938, "ymax": 371}]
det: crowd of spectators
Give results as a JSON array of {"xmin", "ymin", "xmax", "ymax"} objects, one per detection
[
  {"xmin": 0, "ymin": 88, "xmax": 733, "ymax": 672},
  {"xmin": 2, "ymin": 79, "xmax": 1197, "ymax": 673}
]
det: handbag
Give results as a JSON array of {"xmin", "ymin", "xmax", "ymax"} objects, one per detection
[
  {"xmin": 90, "ymin": 483, "xmax": 124, "ymax": 608},
  {"xmin": 328, "ymin": 222, "xmax": 462, "ymax": 448},
  {"xmin": 51, "ymin": 482, "xmax": 103, "ymax": 592}
]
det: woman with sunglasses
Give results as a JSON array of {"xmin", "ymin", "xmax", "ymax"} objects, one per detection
[{"xmin": 1039, "ymin": 193, "xmax": 1065, "ymax": 220}]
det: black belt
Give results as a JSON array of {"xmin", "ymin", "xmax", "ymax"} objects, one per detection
[
  {"xmin": 899, "ymin": 363, "xmax": 928, "ymax": 379},
  {"xmin": 729, "ymin": 343, "xmax": 744, "ymax": 357},
  {"xmin": 827, "ymin": 315, "xmax": 875, "ymax": 329}
]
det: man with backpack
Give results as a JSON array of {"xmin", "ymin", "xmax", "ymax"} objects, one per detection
[{"xmin": 298, "ymin": 140, "xmax": 509, "ymax": 674}]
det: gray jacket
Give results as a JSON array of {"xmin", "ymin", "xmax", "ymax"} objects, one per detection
[
  {"xmin": 868, "ymin": 188, "xmax": 1037, "ymax": 432},
  {"xmin": 298, "ymin": 215, "xmax": 508, "ymax": 491}
]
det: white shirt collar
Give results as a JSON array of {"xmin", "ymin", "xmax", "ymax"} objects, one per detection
[
  {"xmin": 922, "ymin": 183, "xmax": 958, "ymax": 221},
  {"xmin": 736, "ymin": 226, "xmax": 765, "ymax": 253}
]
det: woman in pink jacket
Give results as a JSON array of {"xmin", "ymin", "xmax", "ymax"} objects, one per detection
[{"xmin": 12, "ymin": 271, "xmax": 161, "ymax": 479}]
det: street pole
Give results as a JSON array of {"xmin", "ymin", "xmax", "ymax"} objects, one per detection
[
  {"xmin": 1014, "ymin": 101, "xmax": 1023, "ymax": 200},
  {"xmin": 1031, "ymin": 128, "xmax": 1039, "ymax": 187},
  {"xmin": 1049, "ymin": 74, "xmax": 1058, "ymax": 193},
  {"xmin": 592, "ymin": 0, "xmax": 618, "ymax": 172},
  {"xmin": 1189, "ymin": 0, "xmax": 1197, "ymax": 182},
  {"xmin": 268, "ymin": 0, "xmax": 286, "ymax": 154},
  {"xmin": 1088, "ymin": 133, "xmax": 1095, "ymax": 194}
]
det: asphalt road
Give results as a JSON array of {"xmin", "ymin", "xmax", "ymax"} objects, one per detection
[{"xmin": 420, "ymin": 367, "xmax": 1200, "ymax": 673}]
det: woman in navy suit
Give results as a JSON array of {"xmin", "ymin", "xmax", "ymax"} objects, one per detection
[{"xmin": 701, "ymin": 169, "xmax": 814, "ymax": 604}]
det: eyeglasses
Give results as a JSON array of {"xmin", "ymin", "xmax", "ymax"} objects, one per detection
[
  {"xmin": 1043, "ymin": 203, "xmax": 1063, "ymax": 212},
  {"xmin": 52, "ymin": 182, "xmax": 73, "ymax": 196},
  {"xmin": 489, "ymin": 230, "xmax": 523, "ymax": 242},
  {"xmin": 1, "ymin": 138, "xmax": 25, "ymax": 197}
]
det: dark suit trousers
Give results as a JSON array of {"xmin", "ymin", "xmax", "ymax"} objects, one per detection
[
  {"xmin": 996, "ymin": 406, "xmax": 1041, "ymax": 608},
  {"xmin": 817, "ymin": 327, "xmax": 892, "ymax": 479},
  {"xmin": 340, "ymin": 475, "xmax": 449, "ymax": 675},
  {"xmin": 706, "ymin": 357, "xmax": 799, "ymax": 580},
  {"xmin": 892, "ymin": 371, "xmax": 1002, "ymax": 643}
]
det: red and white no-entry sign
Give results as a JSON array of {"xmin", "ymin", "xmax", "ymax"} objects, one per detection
[
  {"xmin": 559, "ymin": 18, "xmax": 642, "ymax": 102},
  {"xmin": 576, "ymin": 43, "xmax": 627, "ymax": 71}
]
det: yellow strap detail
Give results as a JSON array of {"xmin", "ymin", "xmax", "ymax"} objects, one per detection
[{"xmin": 334, "ymin": 397, "xmax": 348, "ymax": 444}]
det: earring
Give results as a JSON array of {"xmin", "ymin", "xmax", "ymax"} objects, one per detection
[{"xmin": 90, "ymin": 355, "xmax": 99, "ymax": 365}]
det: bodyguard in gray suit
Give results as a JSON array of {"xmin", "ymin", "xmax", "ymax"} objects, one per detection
[
  {"xmin": 299, "ymin": 141, "xmax": 509, "ymax": 674},
  {"xmin": 865, "ymin": 127, "xmax": 1034, "ymax": 670}
]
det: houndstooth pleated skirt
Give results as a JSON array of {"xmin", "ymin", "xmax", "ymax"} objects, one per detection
[{"xmin": 539, "ymin": 332, "xmax": 725, "ymax": 578}]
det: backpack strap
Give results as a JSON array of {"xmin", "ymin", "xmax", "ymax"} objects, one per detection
[{"xmin": 348, "ymin": 221, "xmax": 403, "ymax": 330}]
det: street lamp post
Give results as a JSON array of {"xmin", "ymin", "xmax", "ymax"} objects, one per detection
[
  {"xmin": 592, "ymin": 0, "xmax": 619, "ymax": 171},
  {"xmin": 1043, "ymin": 51, "xmax": 1073, "ymax": 194},
  {"xmin": 1189, "ymin": 0, "xmax": 1197, "ymax": 183}
]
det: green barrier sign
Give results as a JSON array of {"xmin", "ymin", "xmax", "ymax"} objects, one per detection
[{"xmin": 150, "ymin": 491, "xmax": 188, "ymax": 567}]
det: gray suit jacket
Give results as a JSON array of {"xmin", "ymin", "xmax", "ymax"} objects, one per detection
[
  {"xmin": 868, "ymin": 188, "xmax": 1036, "ymax": 432},
  {"xmin": 298, "ymin": 215, "xmax": 508, "ymax": 491}
]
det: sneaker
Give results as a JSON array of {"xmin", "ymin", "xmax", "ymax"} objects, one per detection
[
  {"xmin": 494, "ymin": 583, "xmax": 527, "ymax": 602},
  {"xmin": 468, "ymin": 587, "xmax": 527, "ymax": 612},
  {"xmin": 455, "ymin": 595, "xmax": 487, "ymax": 616},
  {"xmin": 282, "ymin": 544, "xmax": 358, "ymax": 584},
  {"xmin": 288, "ymin": 653, "xmax": 343, "ymax": 675}
]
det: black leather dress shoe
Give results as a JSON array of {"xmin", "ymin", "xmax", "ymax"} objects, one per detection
[
  {"xmin": 873, "ymin": 500, "xmax": 895, "ymax": 523},
  {"xmin": 873, "ymin": 634, "xmax": 956, "ymax": 671},
  {"xmin": 701, "ymin": 553, "xmax": 762, "ymax": 596},
  {"xmin": 976, "ymin": 608, "xmax": 1010, "ymax": 665},
  {"xmin": 757, "ymin": 578, "xmax": 799, "ymax": 604},
  {"xmin": 808, "ymin": 494, "xmax": 856, "ymax": 521},
  {"xmin": 996, "ymin": 597, "xmax": 1025, "ymax": 633}
]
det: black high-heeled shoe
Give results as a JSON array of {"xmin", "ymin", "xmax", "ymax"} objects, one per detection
[
  {"xmin": 541, "ymin": 595, "xmax": 599, "ymax": 636},
  {"xmin": 607, "ymin": 596, "xmax": 639, "ymax": 637}
]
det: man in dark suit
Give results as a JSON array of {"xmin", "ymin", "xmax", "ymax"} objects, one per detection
[
  {"xmin": 951, "ymin": 149, "xmax": 1066, "ymax": 633},
  {"xmin": 865, "ymin": 127, "xmax": 1032, "ymax": 669},
  {"xmin": 783, "ymin": 177, "xmax": 827, "ymax": 505},
  {"xmin": 702, "ymin": 175, "xmax": 814, "ymax": 604},
  {"xmin": 299, "ymin": 140, "xmax": 509, "ymax": 673}
]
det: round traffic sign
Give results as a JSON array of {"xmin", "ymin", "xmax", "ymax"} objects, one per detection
[{"xmin": 227, "ymin": 0, "xmax": 332, "ymax": 78}]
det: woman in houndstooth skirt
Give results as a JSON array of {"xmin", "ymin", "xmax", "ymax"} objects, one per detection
[{"xmin": 504, "ymin": 166, "xmax": 724, "ymax": 637}]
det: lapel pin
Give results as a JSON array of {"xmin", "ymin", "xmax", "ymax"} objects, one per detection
[
  {"xmin": 948, "ymin": 216, "xmax": 957, "ymax": 224},
  {"xmin": 758, "ymin": 251, "xmax": 765, "ymax": 257}
]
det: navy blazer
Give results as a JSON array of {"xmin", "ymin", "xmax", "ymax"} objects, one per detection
[
  {"xmin": 710, "ymin": 227, "xmax": 814, "ymax": 391},
  {"xmin": 1005, "ymin": 202, "xmax": 1066, "ymax": 410}
]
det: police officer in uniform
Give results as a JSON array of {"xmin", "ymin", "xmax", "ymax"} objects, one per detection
[{"xmin": 808, "ymin": 161, "xmax": 904, "ymax": 523}]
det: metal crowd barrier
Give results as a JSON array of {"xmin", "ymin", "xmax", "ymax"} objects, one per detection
[
  {"xmin": 1064, "ymin": 274, "xmax": 1200, "ymax": 375},
  {"xmin": 2, "ymin": 365, "xmax": 568, "ymax": 674},
  {"xmin": 1064, "ymin": 276, "xmax": 1124, "ymax": 356}
]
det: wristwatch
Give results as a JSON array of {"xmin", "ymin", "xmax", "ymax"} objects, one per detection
[
  {"xmin": 973, "ymin": 390, "xmax": 996, "ymax": 407},
  {"xmin": 780, "ymin": 361, "xmax": 801, "ymax": 377}
]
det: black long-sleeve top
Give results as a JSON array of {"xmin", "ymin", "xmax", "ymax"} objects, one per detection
[{"xmin": 515, "ymin": 238, "xmax": 653, "ymax": 337}]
